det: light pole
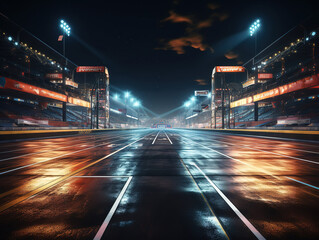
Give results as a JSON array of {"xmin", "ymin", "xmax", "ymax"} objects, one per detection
[
  {"xmin": 184, "ymin": 101, "xmax": 191, "ymax": 127},
  {"xmin": 249, "ymin": 19, "xmax": 261, "ymax": 122},
  {"xmin": 124, "ymin": 91, "xmax": 130, "ymax": 125},
  {"xmin": 249, "ymin": 19, "xmax": 261, "ymax": 66},
  {"xmin": 133, "ymin": 100, "xmax": 141, "ymax": 126},
  {"xmin": 59, "ymin": 20, "xmax": 71, "ymax": 122}
]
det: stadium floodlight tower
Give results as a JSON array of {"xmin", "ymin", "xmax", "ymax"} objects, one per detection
[
  {"xmin": 59, "ymin": 19, "xmax": 71, "ymax": 122},
  {"xmin": 133, "ymin": 100, "xmax": 141, "ymax": 126},
  {"xmin": 249, "ymin": 19, "xmax": 261, "ymax": 122},
  {"xmin": 59, "ymin": 20, "xmax": 71, "ymax": 59},
  {"xmin": 249, "ymin": 19, "xmax": 261, "ymax": 65}
]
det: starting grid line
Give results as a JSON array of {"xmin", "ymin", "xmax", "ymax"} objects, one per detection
[
  {"xmin": 152, "ymin": 130, "xmax": 173, "ymax": 145},
  {"xmin": 190, "ymin": 163, "xmax": 266, "ymax": 240},
  {"xmin": 72, "ymin": 175, "xmax": 134, "ymax": 240}
]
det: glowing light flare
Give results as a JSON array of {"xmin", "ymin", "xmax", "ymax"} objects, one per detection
[
  {"xmin": 59, "ymin": 19, "xmax": 71, "ymax": 36},
  {"xmin": 249, "ymin": 19, "xmax": 261, "ymax": 37},
  {"xmin": 184, "ymin": 101, "xmax": 191, "ymax": 107},
  {"xmin": 133, "ymin": 101, "xmax": 140, "ymax": 107}
]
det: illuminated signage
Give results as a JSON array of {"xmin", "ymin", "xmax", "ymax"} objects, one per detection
[
  {"xmin": 258, "ymin": 73, "xmax": 273, "ymax": 79},
  {"xmin": 65, "ymin": 80, "xmax": 78, "ymax": 88},
  {"xmin": 194, "ymin": 90, "xmax": 209, "ymax": 96},
  {"xmin": 231, "ymin": 74, "xmax": 319, "ymax": 108},
  {"xmin": 2, "ymin": 77, "xmax": 67, "ymax": 102},
  {"xmin": 76, "ymin": 66, "xmax": 106, "ymax": 73},
  {"xmin": 230, "ymin": 97, "xmax": 253, "ymax": 108},
  {"xmin": 242, "ymin": 79, "xmax": 267, "ymax": 88},
  {"xmin": 242, "ymin": 79, "xmax": 255, "ymax": 88},
  {"xmin": 68, "ymin": 97, "xmax": 90, "ymax": 108},
  {"xmin": 215, "ymin": 66, "xmax": 245, "ymax": 73},
  {"xmin": 45, "ymin": 73, "xmax": 63, "ymax": 79}
]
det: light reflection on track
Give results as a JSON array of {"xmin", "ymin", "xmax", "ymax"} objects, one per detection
[{"xmin": 0, "ymin": 128, "xmax": 318, "ymax": 239}]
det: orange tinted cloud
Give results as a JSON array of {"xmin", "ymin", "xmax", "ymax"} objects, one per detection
[
  {"xmin": 197, "ymin": 19, "xmax": 213, "ymax": 29},
  {"xmin": 195, "ymin": 79, "xmax": 208, "ymax": 85},
  {"xmin": 225, "ymin": 51, "xmax": 239, "ymax": 59},
  {"xmin": 158, "ymin": 4, "xmax": 229, "ymax": 54},
  {"xmin": 162, "ymin": 11, "xmax": 193, "ymax": 24},
  {"xmin": 163, "ymin": 35, "xmax": 209, "ymax": 54}
]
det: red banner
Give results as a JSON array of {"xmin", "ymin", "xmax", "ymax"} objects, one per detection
[
  {"xmin": 45, "ymin": 73, "xmax": 63, "ymax": 79},
  {"xmin": 215, "ymin": 66, "xmax": 245, "ymax": 73},
  {"xmin": 230, "ymin": 74, "xmax": 319, "ymax": 108},
  {"xmin": 76, "ymin": 66, "xmax": 105, "ymax": 73},
  {"xmin": 2, "ymin": 77, "xmax": 67, "ymax": 102},
  {"xmin": 253, "ymin": 74, "xmax": 319, "ymax": 102},
  {"xmin": 258, "ymin": 73, "xmax": 273, "ymax": 79}
]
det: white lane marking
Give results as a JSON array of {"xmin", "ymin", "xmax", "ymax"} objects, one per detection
[
  {"xmin": 191, "ymin": 163, "xmax": 266, "ymax": 240},
  {"xmin": 0, "ymin": 137, "xmax": 132, "ymax": 175},
  {"xmin": 93, "ymin": 176, "xmax": 133, "ymax": 240},
  {"xmin": 0, "ymin": 132, "xmax": 112, "ymax": 153},
  {"xmin": 72, "ymin": 175, "xmax": 131, "ymax": 178},
  {"xmin": 179, "ymin": 158, "xmax": 230, "ymax": 239},
  {"xmin": 0, "ymin": 135, "xmax": 124, "ymax": 162},
  {"xmin": 182, "ymin": 129, "xmax": 319, "ymax": 151},
  {"xmin": 152, "ymin": 131, "xmax": 160, "ymax": 145},
  {"xmin": 180, "ymin": 138, "xmax": 279, "ymax": 179},
  {"xmin": 0, "ymin": 131, "xmax": 138, "ymax": 161},
  {"xmin": 208, "ymin": 134, "xmax": 319, "ymax": 156},
  {"xmin": 183, "ymin": 132, "xmax": 319, "ymax": 166},
  {"xmin": 181, "ymin": 135, "xmax": 319, "ymax": 195},
  {"xmin": 211, "ymin": 138, "xmax": 319, "ymax": 165},
  {"xmin": 164, "ymin": 131, "xmax": 173, "ymax": 144},
  {"xmin": 219, "ymin": 132, "xmax": 319, "ymax": 145},
  {"xmin": 286, "ymin": 177, "xmax": 319, "ymax": 190},
  {"xmin": 0, "ymin": 134, "xmax": 148, "ymax": 213}
]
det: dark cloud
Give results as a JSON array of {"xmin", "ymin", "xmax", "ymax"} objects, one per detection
[
  {"xmin": 157, "ymin": 2, "xmax": 229, "ymax": 54},
  {"xmin": 159, "ymin": 34, "xmax": 211, "ymax": 54},
  {"xmin": 207, "ymin": 3, "xmax": 219, "ymax": 10}
]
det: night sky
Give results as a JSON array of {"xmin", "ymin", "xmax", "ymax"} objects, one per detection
[{"xmin": 0, "ymin": 0, "xmax": 315, "ymax": 114}]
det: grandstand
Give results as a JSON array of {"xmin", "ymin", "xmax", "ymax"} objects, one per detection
[
  {"xmin": 183, "ymin": 24, "xmax": 319, "ymax": 130},
  {"xmin": 0, "ymin": 14, "xmax": 141, "ymax": 129}
]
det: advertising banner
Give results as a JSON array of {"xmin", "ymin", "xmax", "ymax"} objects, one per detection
[
  {"xmin": 76, "ymin": 66, "xmax": 106, "ymax": 73},
  {"xmin": 194, "ymin": 90, "xmax": 209, "ymax": 96},
  {"xmin": 258, "ymin": 73, "xmax": 273, "ymax": 79},
  {"xmin": 253, "ymin": 74, "xmax": 319, "ymax": 102},
  {"xmin": 68, "ymin": 97, "xmax": 90, "ymax": 108},
  {"xmin": 215, "ymin": 66, "xmax": 245, "ymax": 73},
  {"xmin": 230, "ymin": 97, "xmax": 253, "ymax": 108},
  {"xmin": 242, "ymin": 79, "xmax": 255, "ymax": 88},
  {"xmin": 231, "ymin": 73, "xmax": 319, "ymax": 108},
  {"xmin": 45, "ymin": 73, "xmax": 63, "ymax": 79},
  {"xmin": 65, "ymin": 80, "xmax": 78, "ymax": 88},
  {"xmin": 2, "ymin": 77, "xmax": 67, "ymax": 102}
]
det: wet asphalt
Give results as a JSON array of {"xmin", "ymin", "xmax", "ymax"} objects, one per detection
[{"xmin": 0, "ymin": 128, "xmax": 318, "ymax": 240}]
